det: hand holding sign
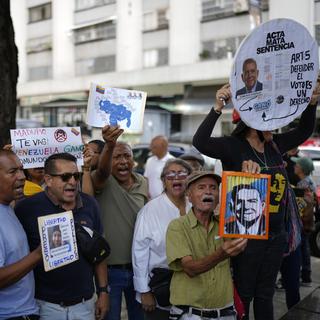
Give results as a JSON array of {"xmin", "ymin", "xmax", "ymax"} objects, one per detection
[
  {"xmin": 216, "ymin": 84, "xmax": 232, "ymax": 112},
  {"xmin": 101, "ymin": 125, "xmax": 124, "ymax": 147},
  {"xmin": 83, "ymin": 144, "xmax": 94, "ymax": 169}
]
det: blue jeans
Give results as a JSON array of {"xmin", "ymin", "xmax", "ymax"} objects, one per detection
[
  {"xmin": 232, "ymin": 232, "xmax": 287, "ymax": 320},
  {"xmin": 37, "ymin": 296, "xmax": 95, "ymax": 320},
  {"xmin": 280, "ymin": 245, "xmax": 301, "ymax": 309},
  {"xmin": 105, "ymin": 268, "xmax": 143, "ymax": 320}
]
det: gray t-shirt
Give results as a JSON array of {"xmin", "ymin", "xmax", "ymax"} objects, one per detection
[{"xmin": 96, "ymin": 173, "xmax": 148, "ymax": 264}]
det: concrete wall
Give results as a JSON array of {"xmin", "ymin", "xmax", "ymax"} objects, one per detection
[
  {"xmin": 74, "ymin": 4, "xmax": 116, "ymax": 24},
  {"xmin": 143, "ymin": 30, "xmax": 169, "ymax": 50},
  {"xmin": 169, "ymin": 0, "xmax": 201, "ymax": 65},
  {"xmin": 116, "ymin": 0, "xmax": 143, "ymax": 71},
  {"xmin": 75, "ymin": 39, "xmax": 116, "ymax": 59},
  {"xmin": 269, "ymin": 0, "xmax": 314, "ymax": 36},
  {"xmin": 52, "ymin": 0, "xmax": 75, "ymax": 79}
]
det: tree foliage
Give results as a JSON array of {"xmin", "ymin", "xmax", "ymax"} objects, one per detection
[{"xmin": 0, "ymin": 0, "xmax": 18, "ymax": 147}]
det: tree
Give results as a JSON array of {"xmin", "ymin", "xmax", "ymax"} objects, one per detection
[{"xmin": 0, "ymin": 0, "xmax": 18, "ymax": 147}]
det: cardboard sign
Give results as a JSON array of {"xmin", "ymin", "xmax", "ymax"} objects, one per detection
[
  {"xmin": 219, "ymin": 171, "xmax": 271, "ymax": 240},
  {"xmin": 38, "ymin": 211, "xmax": 79, "ymax": 272},
  {"xmin": 230, "ymin": 18, "xmax": 319, "ymax": 131},
  {"xmin": 86, "ymin": 83, "xmax": 147, "ymax": 133},
  {"xmin": 10, "ymin": 127, "xmax": 84, "ymax": 169}
]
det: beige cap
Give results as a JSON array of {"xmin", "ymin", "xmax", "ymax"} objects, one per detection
[{"xmin": 187, "ymin": 170, "xmax": 221, "ymax": 188}]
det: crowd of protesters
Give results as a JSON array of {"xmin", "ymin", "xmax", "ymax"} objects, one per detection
[{"xmin": 0, "ymin": 80, "xmax": 319, "ymax": 320}]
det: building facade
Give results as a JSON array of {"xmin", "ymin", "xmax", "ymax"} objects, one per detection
[{"xmin": 11, "ymin": 0, "xmax": 320, "ymax": 143}]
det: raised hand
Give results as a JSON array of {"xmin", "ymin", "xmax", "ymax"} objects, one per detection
[
  {"xmin": 215, "ymin": 84, "xmax": 232, "ymax": 112},
  {"xmin": 101, "ymin": 125, "xmax": 124, "ymax": 147}
]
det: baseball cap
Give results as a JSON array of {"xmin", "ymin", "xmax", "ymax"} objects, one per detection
[
  {"xmin": 186, "ymin": 170, "xmax": 221, "ymax": 188},
  {"xmin": 291, "ymin": 157, "xmax": 314, "ymax": 175}
]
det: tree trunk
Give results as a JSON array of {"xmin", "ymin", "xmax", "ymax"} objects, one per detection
[{"xmin": 0, "ymin": 0, "xmax": 18, "ymax": 147}]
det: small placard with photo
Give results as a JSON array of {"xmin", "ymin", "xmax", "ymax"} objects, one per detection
[{"xmin": 38, "ymin": 211, "xmax": 79, "ymax": 272}]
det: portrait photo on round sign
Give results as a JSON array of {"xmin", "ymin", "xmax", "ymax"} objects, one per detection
[{"xmin": 230, "ymin": 18, "xmax": 319, "ymax": 131}]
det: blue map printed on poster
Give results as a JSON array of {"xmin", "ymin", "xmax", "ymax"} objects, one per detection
[{"xmin": 99, "ymin": 100, "xmax": 132, "ymax": 127}]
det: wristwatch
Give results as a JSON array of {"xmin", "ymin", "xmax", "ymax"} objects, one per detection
[{"xmin": 98, "ymin": 285, "xmax": 111, "ymax": 294}]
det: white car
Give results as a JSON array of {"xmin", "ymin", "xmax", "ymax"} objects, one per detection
[{"xmin": 132, "ymin": 143, "xmax": 217, "ymax": 175}]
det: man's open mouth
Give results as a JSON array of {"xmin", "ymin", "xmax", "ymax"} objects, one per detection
[{"xmin": 118, "ymin": 167, "xmax": 129, "ymax": 175}]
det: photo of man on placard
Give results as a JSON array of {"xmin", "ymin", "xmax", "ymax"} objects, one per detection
[
  {"xmin": 225, "ymin": 183, "xmax": 266, "ymax": 236},
  {"xmin": 236, "ymin": 58, "xmax": 263, "ymax": 98},
  {"xmin": 49, "ymin": 225, "xmax": 63, "ymax": 249}
]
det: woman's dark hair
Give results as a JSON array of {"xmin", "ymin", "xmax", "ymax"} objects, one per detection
[
  {"xmin": 24, "ymin": 169, "xmax": 31, "ymax": 180},
  {"xmin": 231, "ymin": 120, "xmax": 250, "ymax": 139},
  {"xmin": 89, "ymin": 140, "xmax": 105, "ymax": 154}
]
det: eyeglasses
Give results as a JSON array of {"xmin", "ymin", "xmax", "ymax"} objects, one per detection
[
  {"xmin": 165, "ymin": 171, "xmax": 188, "ymax": 180},
  {"xmin": 49, "ymin": 172, "xmax": 82, "ymax": 182}
]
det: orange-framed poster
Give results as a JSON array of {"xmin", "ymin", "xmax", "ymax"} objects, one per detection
[{"xmin": 219, "ymin": 171, "xmax": 271, "ymax": 240}]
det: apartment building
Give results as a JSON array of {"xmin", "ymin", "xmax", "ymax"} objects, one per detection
[{"xmin": 11, "ymin": 0, "xmax": 319, "ymax": 142}]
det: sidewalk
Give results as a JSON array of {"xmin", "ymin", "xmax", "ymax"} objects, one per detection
[
  {"xmin": 120, "ymin": 256, "xmax": 320, "ymax": 319},
  {"xmin": 273, "ymin": 256, "xmax": 320, "ymax": 320}
]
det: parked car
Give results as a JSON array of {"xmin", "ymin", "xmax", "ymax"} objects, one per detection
[
  {"xmin": 298, "ymin": 145, "xmax": 320, "ymax": 257},
  {"xmin": 16, "ymin": 118, "xmax": 44, "ymax": 129},
  {"xmin": 132, "ymin": 143, "xmax": 216, "ymax": 175}
]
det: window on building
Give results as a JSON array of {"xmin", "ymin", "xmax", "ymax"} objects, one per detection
[
  {"xmin": 29, "ymin": 3, "xmax": 52, "ymax": 23},
  {"xmin": 28, "ymin": 66, "xmax": 52, "ymax": 81},
  {"xmin": 143, "ymin": 48, "xmax": 168, "ymax": 68},
  {"xmin": 201, "ymin": 0, "xmax": 249, "ymax": 21},
  {"xmin": 143, "ymin": 8, "xmax": 169, "ymax": 31},
  {"xmin": 75, "ymin": 55, "xmax": 116, "ymax": 75},
  {"xmin": 74, "ymin": 22, "xmax": 116, "ymax": 44},
  {"xmin": 75, "ymin": 0, "xmax": 116, "ymax": 11},
  {"xmin": 200, "ymin": 35, "xmax": 245, "ymax": 60},
  {"xmin": 157, "ymin": 9, "xmax": 169, "ymax": 29},
  {"xmin": 27, "ymin": 36, "xmax": 52, "ymax": 53}
]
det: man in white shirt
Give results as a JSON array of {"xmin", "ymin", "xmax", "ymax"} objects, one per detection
[
  {"xmin": 225, "ymin": 184, "xmax": 266, "ymax": 236},
  {"xmin": 144, "ymin": 136, "xmax": 174, "ymax": 199}
]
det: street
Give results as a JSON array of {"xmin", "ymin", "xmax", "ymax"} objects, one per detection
[{"xmin": 274, "ymin": 256, "xmax": 320, "ymax": 319}]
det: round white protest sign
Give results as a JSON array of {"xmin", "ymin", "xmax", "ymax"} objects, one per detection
[{"xmin": 230, "ymin": 18, "xmax": 319, "ymax": 131}]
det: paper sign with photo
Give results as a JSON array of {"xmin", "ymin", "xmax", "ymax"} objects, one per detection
[
  {"xmin": 38, "ymin": 211, "xmax": 79, "ymax": 272},
  {"xmin": 230, "ymin": 18, "xmax": 319, "ymax": 131},
  {"xmin": 10, "ymin": 127, "xmax": 83, "ymax": 169},
  {"xmin": 86, "ymin": 83, "xmax": 147, "ymax": 133},
  {"xmin": 219, "ymin": 171, "xmax": 271, "ymax": 240}
]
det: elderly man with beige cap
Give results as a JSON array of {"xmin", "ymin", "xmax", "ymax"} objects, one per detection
[{"xmin": 166, "ymin": 171, "xmax": 247, "ymax": 320}]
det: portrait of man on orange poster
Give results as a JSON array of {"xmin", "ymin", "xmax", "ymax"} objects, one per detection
[{"xmin": 219, "ymin": 171, "xmax": 271, "ymax": 240}]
